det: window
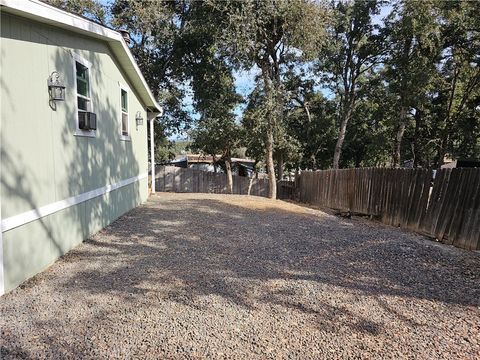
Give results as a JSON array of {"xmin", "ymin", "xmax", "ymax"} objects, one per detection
[
  {"xmin": 121, "ymin": 89, "xmax": 128, "ymax": 135},
  {"xmin": 119, "ymin": 84, "xmax": 130, "ymax": 140},
  {"xmin": 73, "ymin": 54, "xmax": 94, "ymax": 136},
  {"xmin": 76, "ymin": 62, "xmax": 90, "ymax": 111}
]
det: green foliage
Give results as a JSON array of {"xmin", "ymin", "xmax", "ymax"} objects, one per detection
[
  {"xmin": 242, "ymin": 85, "xmax": 270, "ymax": 162},
  {"xmin": 110, "ymin": 0, "xmax": 195, "ymax": 136},
  {"xmin": 45, "ymin": 0, "xmax": 107, "ymax": 24},
  {"xmin": 208, "ymin": 0, "xmax": 331, "ymax": 191},
  {"xmin": 183, "ymin": 2, "xmax": 243, "ymax": 162},
  {"xmin": 50, "ymin": 0, "xmax": 480, "ymax": 172},
  {"xmin": 155, "ymin": 137, "xmax": 176, "ymax": 164}
]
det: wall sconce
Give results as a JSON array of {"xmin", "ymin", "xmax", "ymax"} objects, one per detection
[
  {"xmin": 135, "ymin": 111, "xmax": 144, "ymax": 126},
  {"xmin": 47, "ymin": 71, "xmax": 66, "ymax": 102}
]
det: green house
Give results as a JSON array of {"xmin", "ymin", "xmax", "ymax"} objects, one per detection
[{"xmin": 0, "ymin": 0, "xmax": 162, "ymax": 295}]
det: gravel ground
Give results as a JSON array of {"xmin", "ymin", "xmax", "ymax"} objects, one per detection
[{"xmin": 1, "ymin": 193, "xmax": 479, "ymax": 359}]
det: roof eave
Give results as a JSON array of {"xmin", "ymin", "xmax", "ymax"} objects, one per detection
[{"xmin": 0, "ymin": 0, "xmax": 162, "ymax": 114}]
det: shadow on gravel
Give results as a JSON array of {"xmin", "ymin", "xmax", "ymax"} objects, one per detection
[
  {"xmin": 2, "ymin": 194, "xmax": 479, "ymax": 358},
  {"xmin": 59, "ymin": 195, "xmax": 479, "ymax": 320}
]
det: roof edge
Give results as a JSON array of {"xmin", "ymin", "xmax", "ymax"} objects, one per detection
[{"xmin": 0, "ymin": 0, "xmax": 162, "ymax": 114}]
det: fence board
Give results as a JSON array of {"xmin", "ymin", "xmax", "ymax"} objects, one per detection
[
  {"xmin": 156, "ymin": 166, "xmax": 271, "ymax": 198},
  {"xmin": 294, "ymin": 167, "xmax": 479, "ymax": 251},
  {"xmin": 156, "ymin": 166, "xmax": 479, "ymax": 251},
  {"xmin": 462, "ymin": 170, "xmax": 480, "ymax": 250},
  {"xmin": 433, "ymin": 169, "xmax": 459, "ymax": 242},
  {"xmin": 446, "ymin": 169, "xmax": 471, "ymax": 246}
]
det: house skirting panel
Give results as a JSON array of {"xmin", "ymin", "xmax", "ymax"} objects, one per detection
[{"xmin": 0, "ymin": 174, "xmax": 148, "ymax": 295}]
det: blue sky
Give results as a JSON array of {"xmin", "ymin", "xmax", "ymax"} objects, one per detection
[
  {"xmin": 234, "ymin": 68, "xmax": 259, "ymax": 97},
  {"xmin": 232, "ymin": 67, "xmax": 259, "ymax": 118},
  {"xmin": 120, "ymin": 1, "xmax": 392, "ymax": 141},
  {"xmin": 96, "ymin": 0, "xmax": 392, "ymax": 126}
]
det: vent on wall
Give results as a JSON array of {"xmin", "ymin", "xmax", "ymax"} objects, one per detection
[{"xmin": 118, "ymin": 30, "xmax": 131, "ymax": 45}]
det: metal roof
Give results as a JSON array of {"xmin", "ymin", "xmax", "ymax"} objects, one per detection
[{"xmin": 177, "ymin": 154, "xmax": 256, "ymax": 165}]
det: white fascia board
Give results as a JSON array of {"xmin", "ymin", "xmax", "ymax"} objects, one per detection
[{"xmin": 0, "ymin": 0, "xmax": 162, "ymax": 114}]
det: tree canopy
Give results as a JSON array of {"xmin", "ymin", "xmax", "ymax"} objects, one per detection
[{"xmin": 50, "ymin": 0, "xmax": 480, "ymax": 198}]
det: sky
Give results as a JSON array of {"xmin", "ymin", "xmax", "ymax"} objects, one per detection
[
  {"xmin": 144, "ymin": 1, "xmax": 391, "ymax": 141},
  {"xmin": 176, "ymin": 2, "xmax": 392, "ymax": 136},
  {"xmin": 95, "ymin": 0, "xmax": 392, "ymax": 139},
  {"xmin": 94, "ymin": 0, "xmax": 394, "ymax": 141}
]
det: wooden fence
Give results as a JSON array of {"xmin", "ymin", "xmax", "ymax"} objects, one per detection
[
  {"xmin": 155, "ymin": 166, "xmax": 479, "ymax": 250},
  {"xmin": 156, "ymin": 166, "xmax": 271, "ymax": 197},
  {"xmin": 296, "ymin": 168, "xmax": 480, "ymax": 250}
]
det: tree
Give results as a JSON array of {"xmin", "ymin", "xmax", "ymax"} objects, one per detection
[
  {"xmin": 318, "ymin": 0, "xmax": 384, "ymax": 169},
  {"xmin": 45, "ymin": 0, "xmax": 107, "ymax": 24},
  {"xmin": 242, "ymin": 85, "xmax": 269, "ymax": 173},
  {"xmin": 154, "ymin": 133, "xmax": 176, "ymax": 164},
  {"xmin": 384, "ymin": 0, "xmax": 441, "ymax": 167},
  {"xmin": 188, "ymin": 55, "xmax": 241, "ymax": 193},
  {"xmin": 432, "ymin": 0, "xmax": 480, "ymax": 165},
  {"xmin": 282, "ymin": 67, "xmax": 335, "ymax": 170},
  {"xmin": 181, "ymin": 1, "xmax": 242, "ymax": 193},
  {"xmin": 110, "ymin": 0, "xmax": 193, "ymax": 137},
  {"xmin": 190, "ymin": 117, "xmax": 241, "ymax": 193},
  {"xmin": 341, "ymin": 71, "xmax": 394, "ymax": 167},
  {"xmin": 243, "ymin": 79, "xmax": 303, "ymax": 180},
  {"xmin": 207, "ymin": 0, "xmax": 329, "ymax": 198}
]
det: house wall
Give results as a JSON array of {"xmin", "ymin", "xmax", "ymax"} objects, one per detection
[{"xmin": 0, "ymin": 13, "xmax": 149, "ymax": 293}]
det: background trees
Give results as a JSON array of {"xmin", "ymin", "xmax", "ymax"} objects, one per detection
[
  {"xmin": 383, "ymin": 0, "xmax": 441, "ymax": 167},
  {"xmin": 318, "ymin": 0, "xmax": 384, "ymax": 169},
  {"xmin": 201, "ymin": 0, "xmax": 329, "ymax": 198},
  {"xmin": 51, "ymin": 0, "xmax": 480, "ymax": 198},
  {"xmin": 188, "ymin": 51, "xmax": 242, "ymax": 193}
]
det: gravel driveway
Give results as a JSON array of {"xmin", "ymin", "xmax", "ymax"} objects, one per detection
[{"xmin": 1, "ymin": 193, "xmax": 479, "ymax": 359}]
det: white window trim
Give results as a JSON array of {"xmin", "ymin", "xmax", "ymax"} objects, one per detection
[
  {"xmin": 73, "ymin": 53, "xmax": 95, "ymax": 137},
  {"xmin": 119, "ymin": 82, "xmax": 131, "ymax": 141}
]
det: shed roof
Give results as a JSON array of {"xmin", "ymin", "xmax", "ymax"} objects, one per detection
[
  {"xmin": 175, "ymin": 154, "xmax": 256, "ymax": 165},
  {"xmin": 0, "ymin": 0, "xmax": 162, "ymax": 115}
]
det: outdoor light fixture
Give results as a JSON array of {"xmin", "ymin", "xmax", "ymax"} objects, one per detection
[
  {"xmin": 47, "ymin": 71, "xmax": 66, "ymax": 102},
  {"xmin": 135, "ymin": 111, "xmax": 144, "ymax": 126}
]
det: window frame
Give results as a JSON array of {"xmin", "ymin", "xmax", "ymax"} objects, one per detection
[
  {"xmin": 73, "ymin": 53, "xmax": 95, "ymax": 137},
  {"xmin": 119, "ymin": 83, "xmax": 131, "ymax": 141}
]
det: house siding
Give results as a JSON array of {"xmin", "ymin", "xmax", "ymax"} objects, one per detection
[{"xmin": 0, "ymin": 13, "xmax": 149, "ymax": 293}]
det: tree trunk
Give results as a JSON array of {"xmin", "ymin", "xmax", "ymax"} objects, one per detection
[
  {"xmin": 333, "ymin": 105, "xmax": 353, "ymax": 169},
  {"xmin": 247, "ymin": 174, "xmax": 254, "ymax": 196},
  {"xmin": 225, "ymin": 158, "xmax": 233, "ymax": 194},
  {"xmin": 436, "ymin": 66, "xmax": 459, "ymax": 167},
  {"xmin": 435, "ymin": 135, "xmax": 449, "ymax": 169},
  {"xmin": 259, "ymin": 60, "xmax": 278, "ymax": 200},
  {"xmin": 392, "ymin": 106, "xmax": 408, "ymax": 167},
  {"xmin": 266, "ymin": 128, "xmax": 277, "ymax": 199},
  {"xmin": 354, "ymin": 153, "xmax": 362, "ymax": 168},
  {"xmin": 413, "ymin": 108, "xmax": 423, "ymax": 167},
  {"xmin": 277, "ymin": 153, "xmax": 284, "ymax": 181},
  {"xmin": 392, "ymin": 35, "xmax": 413, "ymax": 168}
]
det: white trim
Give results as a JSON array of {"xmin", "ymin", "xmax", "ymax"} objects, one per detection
[
  {"xmin": 0, "ymin": 0, "xmax": 162, "ymax": 114},
  {"xmin": 119, "ymin": 83, "xmax": 131, "ymax": 141},
  {"xmin": 149, "ymin": 118, "xmax": 155, "ymax": 193},
  {"xmin": 73, "ymin": 53, "xmax": 96, "ymax": 137},
  {"xmin": 0, "ymin": 217, "xmax": 4, "ymax": 296},
  {"xmin": 72, "ymin": 52, "xmax": 92, "ymax": 69},
  {"xmin": 1, "ymin": 173, "xmax": 147, "ymax": 233},
  {"xmin": 74, "ymin": 129, "xmax": 96, "ymax": 138}
]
